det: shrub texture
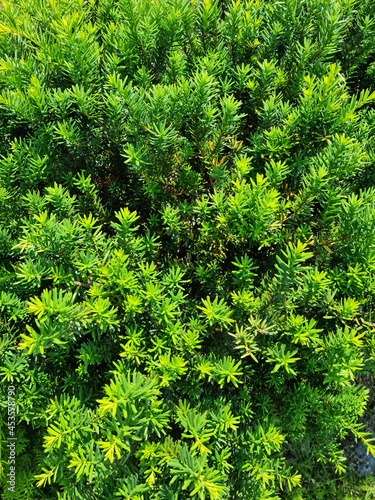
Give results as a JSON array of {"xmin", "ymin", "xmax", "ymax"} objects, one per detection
[{"xmin": 1, "ymin": 0, "xmax": 375, "ymax": 499}]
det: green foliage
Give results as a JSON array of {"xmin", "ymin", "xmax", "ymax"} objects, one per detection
[{"xmin": 0, "ymin": 0, "xmax": 375, "ymax": 499}]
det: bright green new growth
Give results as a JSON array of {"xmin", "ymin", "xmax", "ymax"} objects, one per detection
[{"xmin": 1, "ymin": 0, "xmax": 375, "ymax": 498}]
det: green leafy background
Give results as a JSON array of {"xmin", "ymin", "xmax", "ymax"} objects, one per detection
[{"xmin": 1, "ymin": 0, "xmax": 375, "ymax": 498}]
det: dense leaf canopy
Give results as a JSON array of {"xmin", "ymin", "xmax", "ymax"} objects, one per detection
[{"xmin": 1, "ymin": 0, "xmax": 375, "ymax": 499}]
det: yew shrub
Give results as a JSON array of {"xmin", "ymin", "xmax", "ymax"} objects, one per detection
[{"xmin": 1, "ymin": 0, "xmax": 375, "ymax": 499}]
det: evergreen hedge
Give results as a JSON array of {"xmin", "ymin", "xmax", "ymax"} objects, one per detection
[{"xmin": 1, "ymin": 0, "xmax": 375, "ymax": 498}]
